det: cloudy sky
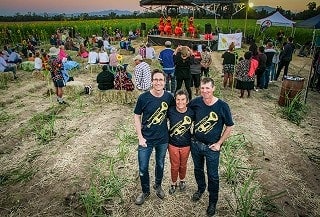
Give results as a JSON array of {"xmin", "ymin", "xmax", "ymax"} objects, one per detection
[{"xmin": 0, "ymin": 0, "xmax": 314, "ymax": 15}]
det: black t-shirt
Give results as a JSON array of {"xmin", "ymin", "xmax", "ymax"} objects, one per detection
[
  {"xmin": 168, "ymin": 106, "xmax": 194, "ymax": 147},
  {"xmin": 174, "ymin": 52, "xmax": 191, "ymax": 79},
  {"xmin": 189, "ymin": 97, "xmax": 234, "ymax": 144},
  {"xmin": 222, "ymin": 51, "xmax": 236, "ymax": 65},
  {"xmin": 97, "ymin": 70, "xmax": 114, "ymax": 90},
  {"xmin": 134, "ymin": 91, "xmax": 174, "ymax": 145}
]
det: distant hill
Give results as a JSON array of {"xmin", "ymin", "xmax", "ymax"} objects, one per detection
[
  {"xmin": 252, "ymin": 6, "xmax": 276, "ymax": 13},
  {"xmin": 0, "ymin": 9, "xmax": 136, "ymax": 17}
]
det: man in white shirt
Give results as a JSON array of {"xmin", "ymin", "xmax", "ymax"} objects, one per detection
[
  {"xmin": 0, "ymin": 52, "xmax": 18, "ymax": 79},
  {"xmin": 133, "ymin": 55, "xmax": 152, "ymax": 91}
]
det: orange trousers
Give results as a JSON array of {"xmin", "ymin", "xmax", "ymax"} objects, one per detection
[{"xmin": 168, "ymin": 144, "xmax": 190, "ymax": 183}]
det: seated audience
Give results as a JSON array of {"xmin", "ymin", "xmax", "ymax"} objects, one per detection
[
  {"xmin": 8, "ymin": 48, "xmax": 22, "ymax": 64},
  {"xmin": 98, "ymin": 48, "xmax": 109, "ymax": 65},
  {"xmin": 114, "ymin": 64, "xmax": 134, "ymax": 91},
  {"xmin": 0, "ymin": 52, "xmax": 17, "ymax": 79},
  {"xmin": 97, "ymin": 65, "xmax": 115, "ymax": 90},
  {"xmin": 34, "ymin": 51, "xmax": 43, "ymax": 71}
]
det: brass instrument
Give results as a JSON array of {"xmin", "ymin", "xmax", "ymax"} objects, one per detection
[
  {"xmin": 195, "ymin": 112, "xmax": 218, "ymax": 133},
  {"xmin": 170, "ymin": 116, "xmax": 192, "ymax": 137},
  {"xmin": 147, "ymin": 102, "xmax": 168, "ymax": 128}
]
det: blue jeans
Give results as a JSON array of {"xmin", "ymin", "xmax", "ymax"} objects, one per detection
[
  {"xmin": 165, "ymin": 73, "xmax": 176, "ymax": 93},
  {"xmin": 270, "ymin": 63, "xmax": 276, "ymax": 81},
  {"xmin": 264, "ymin": 66, "xmax": 271, "ymax": 89},
  {"xmin": 138, "ymin": 143, "xmax": 168, "ymax": 193},
  {"xmin": 191, "ymin": 140, "xmax": 220, "ymax": 205}
]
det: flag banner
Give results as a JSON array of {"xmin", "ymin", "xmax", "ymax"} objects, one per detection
[{"xmin": 218, "ymin": 33, "xmax": 242, "ymax": 51}]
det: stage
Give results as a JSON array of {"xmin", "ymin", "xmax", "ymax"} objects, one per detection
[{"xmin": 147, "ymin": 35, "xmax": 217, "ymax": 50}]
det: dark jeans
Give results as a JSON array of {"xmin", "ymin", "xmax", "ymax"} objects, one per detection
[
  {"xmin": 256, "ymin": 69, "xmax": 265, "ymax": 89},
  {"xmin": 264, "ymin": 66, "xmax": 271, "ymax": 89},
  {"xmin": 190, "ymin": 74, "xmax": 201, "ymax": 88},
  {"xmin": 176, "ymin": 77, "xmax": 192, "ymax": 100},
  {"xmin": 276, "ymin": 60, "xmax": 290, "ymax": 80},
  {"xmin": 165, "ymin": 73, "xmax": 176, "ymax": 93},
  {"xmin": 191, "ymin": 139, "xmax": 220, "ymax": 205},
  {"xmin": 138, "ymin": 143, "xmax": 168, "ymax": 193},
  {"xmin": 201, "ymin": 67, "xmax": 210, "ymax": 77}
]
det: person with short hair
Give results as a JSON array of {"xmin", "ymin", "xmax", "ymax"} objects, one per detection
[
  {"xmin": 34, "ymin": 51, "xmax": 43, "ymax": 71},
  {"xmin": 159, "ymin": 41, "xmax": 176, "ymax": 93},
  {"xmin": 200, "ymin": 44, "xmax": 212, "ymax": 77},
  {"xmin": 0, "ymin": 52, "xmax": 17, "ymax": 79},
  {"xmin": 264, "ymin": 42, "xmax": 276, "ymax": 88},
  {"xmin": 221, "ymin": 42, "xmax": 236, "ymax": 88},
  {"xmin": 134, "ymin": 69, "xmax": 174, "ymax": 205},
  {"xmin": 235, "ymin": 51, "xmax": 256, "ymax": 98},
  {"xmin": 167, "ymin": 89, "xmax": 194, "ymax": 195},
  {"xmin": 96, "ymin": 65, "xmax": 114, "ymax": 91},
  {"xmin": 133, "ymin": 54, "xmax": 152, "ymax": 91},
  {"xmin": 189, "ymin": 77, "xmax": 234, "ymax": 217},
  {"xmin": 174, "ymin": 45, "xmax": 193, "ymax": 100},
  {"xmin": 48, "ymin": 47, "xmax": 66, "ymax": 104},
  {"xmin": 8, "ymin": 48, "xmax": 22, "ymax": 64},
  {"xmin": 275, "ymin": 37, "xmax": 295, "ymax": 80},
  {"xmin": 256, "ymin": 46, "xmax": 267, "ymax": 90}
]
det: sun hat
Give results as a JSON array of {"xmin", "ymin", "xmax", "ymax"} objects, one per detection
[
  {"xmin": 165, "ymin": 41, "xmax": 171, "ymax": 46},
  {"xmin": 48, "ymin": 47, "xmax": 59, "ymax": 56},
  {"xmin": 133, "ymin": 54, "xmax": 143, "ymax": 61}
]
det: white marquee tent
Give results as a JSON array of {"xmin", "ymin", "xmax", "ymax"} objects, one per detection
[{"xmin": 256, "ymin": 11, "xmax": 296, "ymax": 27}]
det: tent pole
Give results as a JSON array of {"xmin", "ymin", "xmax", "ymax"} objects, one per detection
[{"xmin": 304, "ymin": 56, "xmax": 315, "ymax": 104}]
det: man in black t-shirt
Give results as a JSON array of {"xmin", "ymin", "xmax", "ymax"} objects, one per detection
[
  {"xmin": 134, "ymin": 69, "xmax": 174, "ymax": 205},
  {"xmin": 189, "ymin": 77, "xmax": 234, "ymax": 216}
]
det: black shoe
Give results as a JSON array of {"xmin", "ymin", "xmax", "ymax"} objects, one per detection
[
  {"xmin": 135, "ymin": 192, "xmax": 150, "ymax": 205},
  {"xmin": 206, "ymin": 204, "xmax": 216, "ymax": 216},
  {"xmin": 14, "ymin": 76, "xmax": 18, "ymax": 80},
  {"xmin": 153, "ymin": 184, "xmax": 165, "ymax": 199},
  {"xmin": 179, "ymin": 181, "xmax": 186, "ymax": 191},
  {"xmin": 169, "ymin": 184, "xmax": 177, "ymax": 195},
  {"xmin": 191, "ymin": 191, "xmax": 203, "ymax": 202}
]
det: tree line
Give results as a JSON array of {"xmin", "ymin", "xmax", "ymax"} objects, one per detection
[{"xmin": 0, "ymin": 1, "xmax": 318, "ymax": 22}]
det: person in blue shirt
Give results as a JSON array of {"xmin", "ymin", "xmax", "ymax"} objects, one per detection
[
  {"xmin": 158, "ymin": 41, "xmax": 175, "ymax": 93},
  {"xmin": 134, "ymin": 69, "xmax": 174, "ymax": 205},
  {"xmin": 188, "ymin": 77, "xmax": 234, "ymax": 216}
]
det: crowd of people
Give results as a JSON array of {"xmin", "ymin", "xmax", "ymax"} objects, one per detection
[{"xmin": 2, "ymin": 26, "xmax": 320, "ymax": 217}]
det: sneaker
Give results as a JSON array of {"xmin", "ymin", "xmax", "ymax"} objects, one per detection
[
  {"xmin": 135, "ymin": 192, "xmax": 150, "ymax": 205},
  {"xmin": 169, "ymin": 184, "xmax": 177, "ymax": 195},
  {"xmin": 153, "ymin": 184, "xmax": 165, "ymax": 199},
  {"xmin": 206, "ymin": 204, "xmax": 216, "ymax": 216},
  {"xmin": 179, "ymin": 181, "xmax": 186, "ymax": 191},
  {"xmin": 191, "ymin": 191, "xmax": 203, "ymax": 202}
]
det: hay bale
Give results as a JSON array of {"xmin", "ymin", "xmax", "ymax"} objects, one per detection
[
  {"xmin": 64, "ymin": 81, "xmax": 85, "ymax": 95},
  {"xmin": 32, "ymin": 70, "xmax": 46, "ymax": 80},
  {"xmin": 119, "ymin": 49, "xmax": 131, "ymax": 55},
  {"xmin": 94, "ymin": 89, "xmax": 140, "ymax": 104}
]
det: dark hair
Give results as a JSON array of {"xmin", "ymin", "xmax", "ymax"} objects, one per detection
[
  {"xmin": 192, "ymin": 44, "xmax": 198, "ymax": 51},
  {"xmin": 258, "ymin": 46, "xmax": 265, "ymax": 53},
  {"xmin": 201, "ymin": 77, "xmax": 215, "ymax": 87},
  {"xmin": 244, "ymin": 51, "xmax": 252, "ymax": 60},
  {"xmin": 151, "ymin": 69, "xmax": 166, "ymax": 81},
  {"xmin": 175, "ymin": 89, "xmax": 189, "ymax": 101},
  {"xmin": 288, "ymin": 36, "xmax": 293, "ymax": 42}
]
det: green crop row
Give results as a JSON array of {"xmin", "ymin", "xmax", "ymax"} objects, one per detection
[{"xmin": 0, "ymin": 18, "xmax": 314, "ymax": 46}]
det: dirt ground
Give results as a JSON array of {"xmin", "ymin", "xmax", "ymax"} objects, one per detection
[{"xmin": 0, "ymin": 41, "xmax": 319, "ymax": 217}]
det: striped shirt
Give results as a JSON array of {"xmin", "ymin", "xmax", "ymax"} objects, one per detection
[{"xmin": 134, "ymin": 62, "xmax": 152, "ymax": 91}]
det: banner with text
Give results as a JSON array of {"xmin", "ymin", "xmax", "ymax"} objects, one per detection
[{"xmin": 217, "ymin": 33, "xmax": 242, "ymax": 51}]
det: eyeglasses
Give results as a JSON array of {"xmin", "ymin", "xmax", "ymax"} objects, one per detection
[{"xmin": 152, "ymin": 78, "xmax": 164, "ymax": 82}]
